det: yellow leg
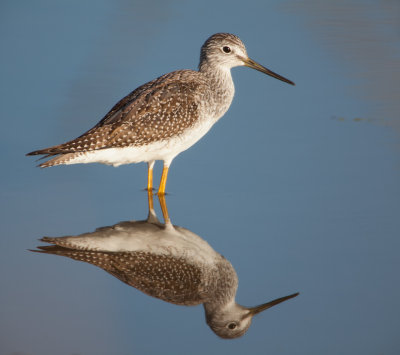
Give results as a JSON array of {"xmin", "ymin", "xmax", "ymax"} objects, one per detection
[
  {"xmin": 147, "ymin": 164, "xmax": 153, "ymax": 191},
  {"xmin": 158, "ymin": 194, "xmax": 170, "ymax": 224},
  {"xmin": 157, "ymin": 166, "xmax": 169, "ymax": 195}
]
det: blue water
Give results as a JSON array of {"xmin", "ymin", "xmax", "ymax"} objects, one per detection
[{"xmin": 1, "ymin": 1, "xmax": 399, "ymax": 354}]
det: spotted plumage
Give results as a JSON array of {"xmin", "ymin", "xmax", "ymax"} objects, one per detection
[
  {"xmin": 27, "ymin": 33, "xmax": 294, "ymax": 193},
  {"xmin": 32, "ymin": 194, "xmax": 299, "ymax": 339},
  {"xmin": 37, "ymin": 243, "xmax": 208, "ymax": 305},
  {"xmin": 35, "ymin": 74, "xmax": 208, "ymax": 155}
]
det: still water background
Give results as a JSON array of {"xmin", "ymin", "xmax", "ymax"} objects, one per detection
[{"xmin": 1, "ymin": 0, "xmax": 399, "ymax": 354}]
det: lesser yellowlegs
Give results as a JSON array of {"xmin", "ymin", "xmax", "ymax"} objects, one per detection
[
  {"xmin": 27, "ymin": 33, "xmax": 294, "ymax": 194},
  {"xmin": 32, "ymin": 193, "xmax": 298, "ymax": 338}
]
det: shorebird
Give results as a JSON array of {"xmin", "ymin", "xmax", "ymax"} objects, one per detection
[
  {"xmin": 31, "ymin": 193, "xmax": 298, "ymax": 339},
  {"xmin": 27, "ymin": 33, "xmax": 294, "ymax": 194}
]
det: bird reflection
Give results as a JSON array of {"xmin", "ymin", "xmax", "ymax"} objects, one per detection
[{"xmin": 32, "ymin": 193, "xmax": 298, "ymax": 339}]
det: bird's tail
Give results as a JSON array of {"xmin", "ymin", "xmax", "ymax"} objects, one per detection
[
  {"xmin": 26, "ymin": 144, "xmax": 64, "ymax": 156},
  {"xmin": 37, "ymin": 154, "xmax": 76, "ymax": 168},
  {"xmin": 26, "ymin": 149, "xmax": 78, "ymax": 167},
  {"xmin": 30, "ymin": 237, "xmax": 75, "ymax": 256}
]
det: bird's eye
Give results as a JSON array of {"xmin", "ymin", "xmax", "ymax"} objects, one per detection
[
  {"xmin": 227, "ymin": 322, "xmax": 237, "ymax": 330},
  {"xmin": 222, "ymin": 46, "xmax": 231, "ymax": 53}
]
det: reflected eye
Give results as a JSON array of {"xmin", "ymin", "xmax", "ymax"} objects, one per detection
[
  {"xmin": 222, "ymin": 46, "xmax": 231, "ymax": 53},
  {"xmin": 227, "ymin": 322, "xmax": 237, "ymax": 330}
]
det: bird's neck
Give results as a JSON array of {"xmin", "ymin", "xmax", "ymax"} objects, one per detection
[
  {"xmin": 203, "ymin": 298, "xmax": 237, "ymax": 322},
  {"xmin": 199, "ymin": 62, "xmax": 235, "ymax": 93},
  {"xmin": 202, "ymin": 258, "xmax": 238, "ymax": 315},
  {"xmin": 198, "ymin": 63, "xmax": 235, "ymax": 119}
]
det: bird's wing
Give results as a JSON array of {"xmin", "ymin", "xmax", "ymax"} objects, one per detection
[
  {"xmin": 33, "ymin": 246, "xmax": 208, "ymax": 306},
  {"xmin": 27, "ymin": 70, "xmax": 207, "ymax": 156}
]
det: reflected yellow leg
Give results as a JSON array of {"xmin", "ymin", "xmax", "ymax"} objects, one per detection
[
  {"xmin": 147, "ymin": 189, "xmax": 154, "ymax": 211},
  {"xmin": 158, "ymin": 194, "xmax": 170, "ymax": 224},
  {"xmin": 157, "ymin": 166, "xmax": 169, "ymax": 195},
  {"xmin": 147, "ymin": 165, "xmax": 153, "ymax": 191}
]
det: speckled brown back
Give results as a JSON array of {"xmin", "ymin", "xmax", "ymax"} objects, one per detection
[
  {"xmin": 28, "ymin": 70, "xmax": 209, "ymax": 156},
  {"xmin": 35, "ymin": 245, "xmax": 210, "ymax": 306}
]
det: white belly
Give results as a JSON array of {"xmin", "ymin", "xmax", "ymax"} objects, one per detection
[{"xmin": 65, "ymin": 118, "xmax": 216, "ymax": 167}]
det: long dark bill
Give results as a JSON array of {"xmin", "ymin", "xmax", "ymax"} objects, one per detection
[
  {"xmin": 244, "ymin": 58, "xmax": 295, "ymax": 86},
  {"xmin": 249, "ymin": 292, "xmax": 299, "ymax": 315}
]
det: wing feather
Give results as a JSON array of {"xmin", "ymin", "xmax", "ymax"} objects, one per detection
[
  {"xmin": 27, "ymin": 70, "xmax": 207, "ymax": 156},
  {"xmin": 33, "ymin": 246, "xmax": 209, "ymax": 306}
]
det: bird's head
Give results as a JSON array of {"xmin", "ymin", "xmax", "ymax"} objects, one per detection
[
  {"xmin": 206, "ymin": 292, "xmax": 299, "ymax": 339},
  {"xmin": 199, "ymin": 32, "xmax": 295, "ymax": 85}
]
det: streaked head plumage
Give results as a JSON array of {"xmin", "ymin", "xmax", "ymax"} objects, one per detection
[{"xmin": 199, "ymin": 33, "xmax": 248, "ymax": 69}]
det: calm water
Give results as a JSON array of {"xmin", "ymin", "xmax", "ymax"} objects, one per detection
[{"xmin": 1, "ymin": 1, "xmax": 399, "ymax": 354}]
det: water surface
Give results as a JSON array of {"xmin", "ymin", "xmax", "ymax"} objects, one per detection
[{"xmin": 1, "ymin": 1, "xmax": 399, "ymax": 354}]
